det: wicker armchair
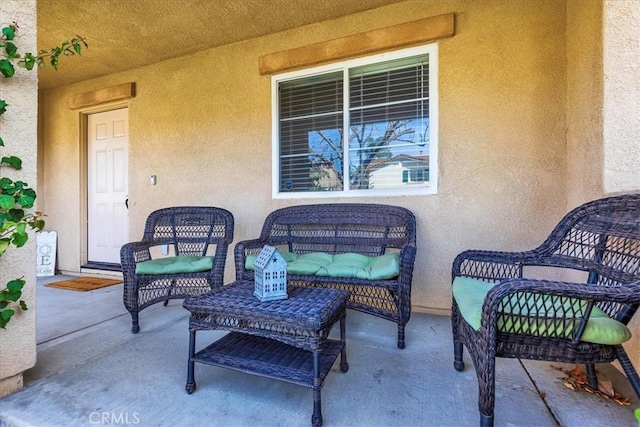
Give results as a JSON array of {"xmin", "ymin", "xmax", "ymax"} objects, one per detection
[
  {"xmin": 451, "ymin": 194, "xmax": 640, "ymax": 427},
  {"xmin": 121, "ymin": 206, "xmax": 234, "ymax": 333}
]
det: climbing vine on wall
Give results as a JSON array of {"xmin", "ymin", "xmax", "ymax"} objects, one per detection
[{"xmin": 0, "ymin": 22, "xmax": 86, "ymax": 328}]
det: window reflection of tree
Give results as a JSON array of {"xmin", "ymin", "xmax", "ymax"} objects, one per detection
[{"xmin": 309, "ymin": 120, "xmax": 427, "ymax": 190}]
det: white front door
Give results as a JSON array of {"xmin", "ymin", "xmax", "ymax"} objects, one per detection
[{"xmin": 87, "ymin": 108, "xmax": 129, "ymax": 264}]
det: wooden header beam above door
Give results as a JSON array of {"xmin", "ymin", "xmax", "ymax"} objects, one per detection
[
  {"xmin": 259, "ymin": 13, "xmax": 455, "ymax": 75},
  {"xmin": 68, "ymin": 82, "xmax": 136, "ymax": 110}
]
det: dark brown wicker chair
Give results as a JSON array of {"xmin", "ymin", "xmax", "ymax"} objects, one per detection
[
  {"xmin": 451, "ymin": 194, "xmax": 640, "ymax": 427},
  {"xmin": 121, "ymin": 206, "xmax": 234, "ymax": 333}
]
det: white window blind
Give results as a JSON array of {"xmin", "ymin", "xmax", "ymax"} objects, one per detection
[
  {"xmin": 274, "ymin": 44, "xmax": 437, "ymax": 197},
  {"xmin": 279, "ymin": 72, "xmax": 344, "ymax": 192}
]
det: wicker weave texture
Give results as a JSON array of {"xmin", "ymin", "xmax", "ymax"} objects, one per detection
[
  {"xmin": 185, "ymin": 281, "xmax": 349, "ymax": 351},
  {"xmin": 451, "ymin": 193, "xmax": 640, "ymax": 427},
  {"xmin": 234, "ymin": 203, "xmax": 417, "ymax": 348},
  {"xmin": 121, "ymin": 206, "xmax": 234, "ymax": 333},
  {"xmin": 191, "ymin": 332, "xmax": 344, "ymax": 387}
]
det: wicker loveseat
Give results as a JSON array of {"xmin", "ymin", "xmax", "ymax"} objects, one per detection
[
  {"xmin": 234, "ymin": 203, "xmax": 417, "ymax": 348},
  {"xmin": 451, "ymin": 194, "xmax": 640, "ymax": 426}
]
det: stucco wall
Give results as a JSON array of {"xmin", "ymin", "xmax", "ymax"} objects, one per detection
[
  {"xmin": 603, "ymin": 0, "xmax": 640, "ymax": 193},
  {"xmin": 566, "ymin": 0, "xmax": 603, "ymax": 208},
  {"xmin": 40, "ymin": 0, "xmax": 568, "ymax": 317},
  {"xmin": 0, "ymin": 1, "xmax": 38, "ymax": 397}
]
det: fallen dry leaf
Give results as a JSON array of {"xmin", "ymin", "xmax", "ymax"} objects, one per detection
[
  {"xmin": 568, "ymin": 364, "xmax": 582, "ymax": 377},
  {"xmin": 552, "ymin": 365, "xmax": 631, "ymax": 406},
  {"xmin": 598, "ymin": 379, "xmax": 615, "ymax": 397}
]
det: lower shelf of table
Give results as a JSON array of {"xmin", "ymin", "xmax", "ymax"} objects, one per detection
[{"xmin": 191, "ymin": 332, "xmax": 345, "ymax": 388}]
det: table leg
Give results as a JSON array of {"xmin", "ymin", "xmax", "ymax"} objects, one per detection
[
  {"xmin": 185, "ymin": 330, "xmax": 197, "ymax": 394},
  {"xmin": 339, "ymin": 315, "xmax": 348, "ymax": 372},
  {"xmin": 311, "ymin": 350, "xmax": 323, "ymax": 427}
]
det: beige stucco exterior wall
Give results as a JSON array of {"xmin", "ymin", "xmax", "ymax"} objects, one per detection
[
  {"xmin": 0, "ymin": 1, "xmax": 38, "ymax": 397},
  {"xmin": 566, "ymin": 0, "xmax": 603, "ymax": 208},
  {"xmin": 603, "ymin": 0, "xmax": 640, "ymax": 194}
]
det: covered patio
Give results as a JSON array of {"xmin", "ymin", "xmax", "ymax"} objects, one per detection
[
  {"xmin": 1, "ymin": 0, "xmax": 639, "ymax": 425},
  {"xmin": 0, "ymin": 275, "xmax": 638, "ymax": 426}
]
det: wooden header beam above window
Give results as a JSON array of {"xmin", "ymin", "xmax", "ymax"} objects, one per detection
[
  {"xmin": 259, "ymin": 13, "xmax": 455, "ymax": 76},
  {"xmin": 68, "ymin": 82, "xmax": 136, "ymax": 110}
]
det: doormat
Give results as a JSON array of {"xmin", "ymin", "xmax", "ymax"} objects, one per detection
[{"xmin": 44, "ymin": 277, "xmax": 122, "ymax": 292}]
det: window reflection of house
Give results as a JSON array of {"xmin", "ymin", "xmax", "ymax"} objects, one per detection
[{"xmin": 366, "ymin": 155, "xmax": 429, "ymax": 189}]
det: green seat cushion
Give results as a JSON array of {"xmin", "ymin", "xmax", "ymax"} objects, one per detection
[
  {"xmin": 135, "ymin": 256, "xmax": 214, "ymax": 275},
  {"xmin": 288, "ymin": 252, "xmax": 335, "ymax": 275},
  {"xmin": 360, "ymin": 253, "xmax": 401, "ymax": 280},
  {"xmin": 452, "ymin": 276, "xmax": 632, "ymax": 345},
  {"xmin": 246, "ymin": 251, "xmax": 400, "ymax": 280},
  {"xmin": 245, "ymin": 251, "xmax": 298, "ymax": 270}
]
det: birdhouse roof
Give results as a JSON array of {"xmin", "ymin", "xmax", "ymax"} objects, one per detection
[{"xmin": 253, "ymin": 245, "xmax": 286, "ymax": 269}]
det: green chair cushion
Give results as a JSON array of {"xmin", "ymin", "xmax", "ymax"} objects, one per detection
[
  {"xmin": 452, "ymin": 276, "xmax": 632, "ymax": 345},
  {"xmin": 245, "ymin": 250, "xmax": 298, "ymax": 269},
  {"xmin": 315, "ymin": 252, "xmax": 370, "ymax": 278},
  {"xmin": 135, "ymin": 256, "xmax": 214, "ymax": 275},
  {"xmin": 246, "ymin": 251, "xmax": 400, "ymax": 280},
  {"xmin": 288, "ymin": 252, "xmax": 335, "ymax": 275},
  {"xmin": 361, "ymin": 253, "xmax": 401, "ymax": 280}
]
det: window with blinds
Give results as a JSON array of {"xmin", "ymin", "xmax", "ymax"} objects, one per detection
[{"xmin": 273, "ymin": 43, "xmax": 438, "ymax": 197}]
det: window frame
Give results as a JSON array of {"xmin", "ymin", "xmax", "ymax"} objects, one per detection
[{"xmin": 271, "ymin": 43, "xmax": 439, "ymax": 199}]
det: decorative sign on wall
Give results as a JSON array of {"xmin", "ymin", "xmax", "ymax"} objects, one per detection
[{"xmin": 36, "ymin": 231, "xmax": 57, "ymax": 277}]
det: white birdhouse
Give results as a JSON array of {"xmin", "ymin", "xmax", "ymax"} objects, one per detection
[{"xmin": 253, "ymin": 245, "xmax": 288, "ymax": 302}]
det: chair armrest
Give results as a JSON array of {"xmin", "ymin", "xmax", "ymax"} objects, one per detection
[
  {"xmin": 120, "ymin": 241, "xmax": 154, "ymax": 268},
  {"xmin": 234, "ymin": 238, "xmax": 266, "ymax": 280},
  {"xmin": 395, "ymin": 243, "xmax": 417, "ymax": 324},
  {"xmin": 399, "ymin": 243, "xmax": 417, "ymax": 267},
  {"xmin": 398, "ymin": 243, "xmax": 417, "ymax": 290},
  {"xmin": 478, "ymin": 278, "xmax": 640, "ymax": 341},
  {"xmin": 452, "ymin": 249, "xmax": 541, "ymax": 282},
  {"xmin": 120, "ymin": 242, "xmax": 153, "ymax": 295}
]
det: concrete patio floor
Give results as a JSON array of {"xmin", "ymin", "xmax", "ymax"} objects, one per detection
[{"xmin": 0, "ymin": 274, "xmax": 638, "ymax": 427}]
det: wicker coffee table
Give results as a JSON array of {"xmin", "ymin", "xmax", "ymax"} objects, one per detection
[{"xmin": 182, "ymin": 280, "xmax": 350, "ymax": 427}]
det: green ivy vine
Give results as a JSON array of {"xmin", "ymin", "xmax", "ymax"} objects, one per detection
[{"xmin": 0, "ymin": 21, "xmax": 86, "ymax": 328}]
